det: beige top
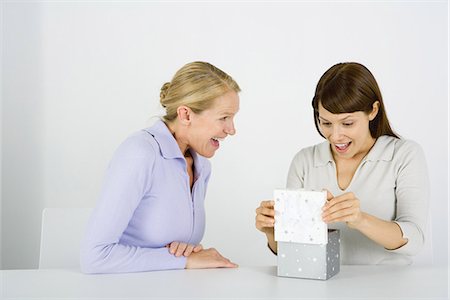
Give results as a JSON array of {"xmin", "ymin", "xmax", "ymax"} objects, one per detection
[{"xmin": 287, "ymin": 135, "xmax": 429, "ymax": 265}]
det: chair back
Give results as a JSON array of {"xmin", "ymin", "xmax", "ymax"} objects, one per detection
[{"xmin": 39, "ymin": 207, "xmax": 92, "ymax": 269}]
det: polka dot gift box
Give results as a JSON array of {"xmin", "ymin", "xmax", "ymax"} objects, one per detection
[{"xmin": 274, "ymin": 189, "xmax": 340, "ymax": 280}]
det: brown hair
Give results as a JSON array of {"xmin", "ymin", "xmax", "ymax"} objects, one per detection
[
  {"xmin": 160, "ymin": 61, "xmax": 240, "ymax": 122},
  {"xmin": 312, "ymin": 62, "xmax": 399, "ymax": 139}
]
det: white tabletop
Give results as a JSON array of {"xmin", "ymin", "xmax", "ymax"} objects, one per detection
[{"xmin": 1, "ymin": 265, "xmax": 448, "ymax": 299}]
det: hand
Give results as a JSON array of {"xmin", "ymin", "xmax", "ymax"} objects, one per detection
[
  {"xmin": 255, "ymin": 200, "xmax": 275, "ymax": 235},
  {"xmin": 322, "ymin": 191, "xmax": 364, "ymax": 228},
  {"xmin": 166, "ymin": 242, "xmax": 203, "ymax": 257},
  {"xmin": 185, "ymin": 248, "xmax": 238, "ymax": 269}
]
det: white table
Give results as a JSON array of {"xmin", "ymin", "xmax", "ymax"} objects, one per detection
[{"xmin": 1, "ymin": 265, "xmax": 448, "ymax": 299}]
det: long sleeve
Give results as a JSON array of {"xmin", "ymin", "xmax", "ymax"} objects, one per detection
[
  {"xmin": 388, "ymin": 141, "xmax": 430, "ymax": 256},
  {"xmin": 286, "ymin": 150, "xmax": 306, "ymax": 189},
  {"xmin": 80, "ymin": 136, "xmax": 187, "ymax": 274}
]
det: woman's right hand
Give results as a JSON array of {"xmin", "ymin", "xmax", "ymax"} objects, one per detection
[
  {"xmin": 166, "ymin": 242, "xmax": 203, "ymax": 257},
  {"xmin": 185, "ymin": 248, "xmax": 238, "ymax": 269},
  {"xmin": 255, "ymin": 200, "xmax": 277, "ymax": 254},
  {"xmin": 255, "ymin": 200, "xmax": 275, "ymax": 235}
]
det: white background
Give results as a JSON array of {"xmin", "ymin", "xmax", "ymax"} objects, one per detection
[{"xmin": 1, "ymin": 1, "xmax": 448, "ymax": 269}]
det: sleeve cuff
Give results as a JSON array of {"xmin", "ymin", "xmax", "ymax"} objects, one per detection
[{"xmin": 386, "ymin": 221, "xmax": 424, "ymax": 256}]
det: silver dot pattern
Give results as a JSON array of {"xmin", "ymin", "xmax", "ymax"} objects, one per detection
[{"xmin": 277, "ymin": 229, "xmax": 340, "ymax": 280}]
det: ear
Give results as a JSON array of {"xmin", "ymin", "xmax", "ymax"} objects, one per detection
[
  {"xmin": 176, "ymin": 105, "xmax": 193, "ymax": 126},
  {"xmin": 368, "ymin": 101, "xmax": 380, "ymax": 121}
]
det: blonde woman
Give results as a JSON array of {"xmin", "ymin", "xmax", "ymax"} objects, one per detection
[{"xmin": 81, "ymin": 62, "xmax": 240, "ymax": 273}]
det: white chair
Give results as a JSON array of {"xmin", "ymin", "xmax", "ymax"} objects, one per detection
[{"xmin": 39, "ymin": 207, "xmax": 93, "ymax": 269}]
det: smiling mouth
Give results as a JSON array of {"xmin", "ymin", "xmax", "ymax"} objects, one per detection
[
  {"xmin": 211, "ymin": 137, "xmax": 224, "ymax": 148},
  {"xmin": 334, "ymin": 142, "xmax": 351, "ymax": 152}
]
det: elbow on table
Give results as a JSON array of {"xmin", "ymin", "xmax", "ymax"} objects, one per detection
[
  {"xmin": 406, "ymin": 234, "xmax": 426, "ymax": 257},
  {"xmin": 79, "ymin": 245, "xmax": 110, "ymax": 274},
  {"xmin": 80, "ymin": 251, "xmax": 98, "ymax": 274},
  {"xmin": 392, "ymin": 221, "xmax": 426, "ymax": 257}
]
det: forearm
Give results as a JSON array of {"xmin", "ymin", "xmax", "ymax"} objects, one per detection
[
  {"xmin": 353, "ymin": 212, "xmax": 407, "ymax": 250},
  {"xmin": 80, "ymin": 242, "xmax": 186, "ymax": 274}
]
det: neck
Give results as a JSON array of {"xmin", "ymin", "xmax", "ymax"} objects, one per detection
[
  {"xmin": 164, "ymin": 120, "xmax": 190, "ymax": 156},
  {"xmin": 359, "ymin": 136, "xmax": 377, "ymax": 158}
]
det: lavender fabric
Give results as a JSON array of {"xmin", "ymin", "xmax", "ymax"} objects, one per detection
[{"xmin": 80, "ymin": 120, "xmax": 211, "ymax": 273}]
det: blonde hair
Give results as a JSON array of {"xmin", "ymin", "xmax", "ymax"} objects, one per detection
[{"xmin": 160, "ymin": 61, "xmax": 241, "ymax": 122}]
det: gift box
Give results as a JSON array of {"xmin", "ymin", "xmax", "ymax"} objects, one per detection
[{"xmin": 274, "ymin": 189, "xmax": 340, "ymax": 280}]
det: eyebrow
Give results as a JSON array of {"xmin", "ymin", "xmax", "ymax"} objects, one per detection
[
  {"xmin": 319, "ymin": 115, "xmax": 354, "ymax": 122},
  {"xmin": 217, "ymin": 108, "xmax": 239, "ymax": 115}
]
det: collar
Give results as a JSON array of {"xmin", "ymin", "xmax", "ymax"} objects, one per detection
[
  {"xmin": 313, "ymin": 135, "xmax": 396, "ymax": 167},
  {"xmin": 143, "ymin": 119, "xmax": 205, "ymax": 176},
  {"xmin": 144, "ymin": 119, "xmax": 184, "ymax": 159},
  {"xmin": 314, "ymin": 141, "xmax": 334, "ymax": 167},
  {"xmin": 364, "ymin": 135, "xmax": 396, "ymax": 162}
]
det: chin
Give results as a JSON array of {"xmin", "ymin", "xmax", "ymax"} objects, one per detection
[{"xmin": 197, "ymin": 150, "xmax": 215, "ymax": 158}]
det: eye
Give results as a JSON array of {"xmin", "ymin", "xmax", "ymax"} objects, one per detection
[
  {"xmin": 343, "ymin": 122, "xmax": 353, "ymax": 127},
  {"xmin": 320, "ymin": 121, "xmax": 332, "ymax": 127},
  {"xmin": 220, "ymin": 116, "xmax": 229, "ymax": 121}
]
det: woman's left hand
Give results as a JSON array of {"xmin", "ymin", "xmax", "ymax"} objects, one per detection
[
  {"xmin": 166, "ymin": 242, "xmax": 203, "ymax": 257},
  {"xmin": 322, "ymin": 191, "xmax": 365, "ymax": 229}
]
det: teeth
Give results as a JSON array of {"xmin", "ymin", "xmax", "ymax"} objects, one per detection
[
  {"xmin": 335, "ymin": 143, "xmax": 350, "ymax": 149},
  {"xmin": 212, "ymin": 137, "xmax": 224, "ymax": 141}
]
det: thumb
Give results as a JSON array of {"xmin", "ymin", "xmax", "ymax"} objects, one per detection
[
  {"xmin": 193, "ymin": 244, "xmax": 203, "ymax": 252},
  {"xmin": 323, "ymin": 189, "xmax": 334, "ymax": 201}
]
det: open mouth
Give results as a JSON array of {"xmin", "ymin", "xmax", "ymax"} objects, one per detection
[
  {"xmin": 334, "ymin": 142, "xmax": 351, "ymax": 153},
  {"xmin": 211, "ymin": 137, "xmax": 224, "ymax": 148}
]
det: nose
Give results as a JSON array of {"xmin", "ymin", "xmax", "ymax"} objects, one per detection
[
  {"xmin": 225, "ymin": 119, "xmax": 236, "ymax": 136},
  {"xmin": 330, "ymin": 125, "xmax": 343, "ymax": 140}
]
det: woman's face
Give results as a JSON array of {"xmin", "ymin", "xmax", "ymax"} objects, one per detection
[
  {"xmin": 187, "ymin": 91, "xmax": 240, "ymax": 158},
  {"xmin": 318, "ymin": 102, "xmax": 378, "ymax": 160}
]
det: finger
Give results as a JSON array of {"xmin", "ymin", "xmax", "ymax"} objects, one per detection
[
  {"xmin": 256, "ymin": 214, "xmax": 275, "ymax": 225},
  {"xmin": 322, "ymin": 200, "xmax": 354, "ymax": 217},
  {"xmin": 257, "ymin": 206, "xmax": 275, "ymax": 217},
  {"xmin": 193, "ymin": 244, "xmax": 203, "ymax": 252},
  {"xmin": 323, "ymin": 189, "xmax": 334, "ymax": 201},
  {"xmin": 184, "ymin": 244, "xmax": 195, "ymax": 257},
  {"xmin": 169, "ymin": 242, "xmax": 179, "ymax": 254},
  {"xmin": 326, "ymin": 211, "xmax": 358, "ymax": 224},
  {"xmin": 175, "ymin": 243, "xmax": 189, "ymax": 257},
  {"xmin": 323, "ymin": 207, "xmax": 357, "ymax": 223},
  {"xmin": 256, "ymin": 214, "xmax": 275, "ymax": 227},
  {"xmin": 333, "ymin": 192, "xmax": 355, "ymax": 203},
  {"xmin": 223, "ymin": 261, "xmax": 239, "ymax": 268},
  {"xmin": 325, "ymin": 192, "xmax": 356, "ymax": 208},
  {"xmin": 260, "ymin": 200, "xmax": 275, "ymax": 208},
  {"xmin": 218, "ymin": 255, "xmax": 239, "ymax": 268}
]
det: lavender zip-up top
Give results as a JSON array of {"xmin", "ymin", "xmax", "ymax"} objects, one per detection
[{"xmin": 80, "ymin": 120, "xmax": 211, "ymax": 273}]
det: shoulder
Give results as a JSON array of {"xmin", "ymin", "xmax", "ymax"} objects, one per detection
[
  {"xmin": 375, "ymin": 136, "xmax": 427, "ymax": 175},
  {"xmin": 369, "ymin": 135, "xmax": 425, "ymax": 163},
  {"xmin": 390, "ymin": 137, "xmax": 425, "ymax": 160},
  {"xmin": 113, "ymin": 129, "xmax": 160, "ymax": 162},
  {"xmin": 291, "ymin": 141, "xmax": 329, "ymax": 167}
]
